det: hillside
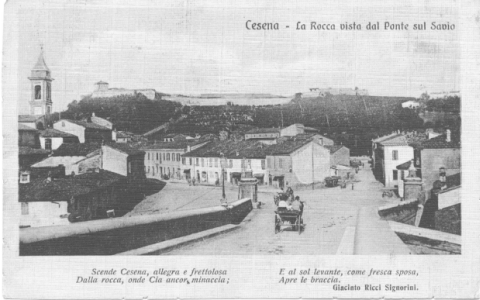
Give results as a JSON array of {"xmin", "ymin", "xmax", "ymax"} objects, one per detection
[{"xmin": 56, "ymin": 93, "xmax": 460, "ymax": 156}]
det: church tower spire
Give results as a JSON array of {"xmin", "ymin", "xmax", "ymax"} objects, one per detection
[{"xmin": 28, "ymin": 47, "xmax": 53, "ymax": 116}]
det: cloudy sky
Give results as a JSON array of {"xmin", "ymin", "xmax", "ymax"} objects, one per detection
[{"xmin": 12, "ymin": 0, "xmax": 459, "ymax": 112}]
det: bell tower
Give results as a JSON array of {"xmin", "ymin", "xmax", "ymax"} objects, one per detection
[{"xmin": 28, "ymin": 48, "xmax": 53, "ymax": 116}]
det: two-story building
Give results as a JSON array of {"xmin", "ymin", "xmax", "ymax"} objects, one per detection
[
  {"xmin": 414, "ymin": 129, "xmax": 461, "ymax": 196},
  {"xmin": 141, "ymin": 139, "xmax": 210, "ymax": 180},
  {"xmin": 372, "ymin": 133, "xmax": 414, "ymax": 188},
  {"xmin": 53, "ymin": 119, "xmax": 113, "ymax": 143},
  {"xmin": 265, "ymin": 135, "xmax": 331, "ymax": 189},
  {"xmin": 182, "ymin": 140, "xmax": 268, "ymax": 185},
  {"xmin": 39, "ymin": 128, "xmax": 79, "ymax": 150}
]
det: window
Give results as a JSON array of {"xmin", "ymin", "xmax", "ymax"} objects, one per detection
[
  {"xmin": 148, "ymin": 166, "xmax": 150, "ymax": 173},
  {"xmin": 45, "ymin": 138, "xmax": 52, "ymax": 151},
  {"xmin": 393, "ymin": 170, "xmax": 398, "ymax": 180},
  {"xmin": 229, "ymin": 160, "xmax": 233, "ymax": 168},
  {"xmin": 167, "ymin": 153, "xmax": 170, "ymax": 160},
  {"xmin": 392, "ymin": 150, "xmax": 398, "ymax": 160},
  {"xmin": 182, "ymin": 158, "xmax": 186, "ymax": 165},
  {"xmin": 163, "ymin": 153, "xmax": 166, "ymax": 160},
  {"xmin": 201, "ymin": 158, "xmax": 205, "ymax": 167},
  {"xmin": 148, "ymin": 153, "xmax": 150, "ymax": 160},
  {"xmin": 21, "ymin": 202, "xmax": 29, "ymax": 215},
  {"xmin": 196, "ymin": 158, "xmax": 199, "ymax": 166},
  {"xmin": 261, "ymin": 159, "xmax": 266, "ymax": 170},
  {"xmin": 128, "ymin": 162, "xmax": 132, "ymax": 174},
  {"xmin": 214, "ymin": 158, "xmax": 218, "ymax": 168},
  {"xmin": 267, "ymin": 158, "xmax": 272, "ymax": 168},
  {"xmin": 279, "ymin": 158, "xmax": 283, "ymax": 168},
  {"xmin": 177, "ymin": 153, "xmax": 180, "ymax": 161},
  {"xmin": 35, "ymin": 85, "xmax": 41, "ymax": 99},
  {"xmin": 189, "ymin": 158, "xmax": 192, "ymax": 165},
  {"xmin": 156, "ymin": 153, "xmax": 159, "ymax": 160}
]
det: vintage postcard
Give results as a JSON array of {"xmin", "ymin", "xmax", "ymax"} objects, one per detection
[{"xmin": 3, "ymin": 0, "xmax": 480, "ymax": 299}]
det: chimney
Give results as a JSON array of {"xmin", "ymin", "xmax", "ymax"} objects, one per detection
[{"xmin": 446, "ymin": 129, "xmax": 451, "ymax": 142}]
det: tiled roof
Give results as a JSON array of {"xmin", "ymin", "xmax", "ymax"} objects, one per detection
[
  {"xmin": 264, "ymin": 137, "xmax": 314, "ymax": 155},
  {"xmin": 183, "ymin": 140, "xmax": 268, "ymax": 159},
  {"xmin": 58, "ymin": 119, "xmax": 111, "ymax": 131},
  {"xmin": 19, "ymin": 170, "xmax": 126, "ymax": 203},
  {"xmin": 421, "ymin": 134, "xmax": 460, "ymax": 149},
  {"xmin": 18, "ymin": 115, "xmax": 42, "ymax": 122},
  {"xmin": 40, "ymin": 128, "xmax": 77, "ymax": 138},
  {"xmin": 105, "ymin": 143, "xmax": 145, "ymax": 156},
  {"xmin": 377, "ymin": 134, "xmax": 409, "ymax": 146},
  {"xmin": 18, "ymin": 124, "xmax": 38, "ymax": 131},
  {"xmin": 19, "ymin": 147, "xmax": 50, "ymax": 156},
  {"xmin": 323, "ymin": 145, "xmax": 344, "ymax": 154},
  {"xmin": 53, "ymin": 142, "xmax": 101, "ymax": 157},
  {"xmin": 245, "ymin": 128, "xmax": 281, "ymax": 134},
  {"xmin": 141, "ymin": 139, "xmax": 207, "ymax": 150},
  {"xmin": 117, "ymin": 131, "xmax": 134, "ymax": 138}
]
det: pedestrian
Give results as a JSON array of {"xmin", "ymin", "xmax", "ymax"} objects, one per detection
[{"xmin": 352, "ymin": 182, "xmax": 355, "ymax": 190}]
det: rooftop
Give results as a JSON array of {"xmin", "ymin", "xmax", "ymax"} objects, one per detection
[
  {"xmin": 105, "ymin": 143, "xmax": 145, "ymax": 156},
  {"xmin": 19, "ymin": 170, "xmax": 126, "ymax": 203},
  {"xmin": 18, "ymin": 124, "xmax": 38, "ymax": 132},
  {"xmin": 421, "ymin": 134, "xmax": 460, "ymax": 149},
  {"xmin": 245, "ymin": 128, "xmax": 281, "ymax": 134},
  {"xmin": 18, "ymin": 115, "xmax": 42, "ymax": 122},
  {"xmin": 58, "ymin": 119, "xmax": 111, "ymax": 131},
  {"xmin": 19, "ymin": 147, "xmax": 50, "ymax": 156},
  {"xmin": 141, "ymin": 139, "xmax": 207, "ymax": 150},
  {"xmin": 376, "ymin": 134, "xmax": 409, "ymax": 146},
  {"xmin": 323, "ymin": 144, "xmax": 344, "ymax": 154},
  {"xmin": 53, "ymin": 142, "xmax": 102, "ymax": 157},
  {"xmin": 183, "ymin": 140, "xmax": 268, "ymax": 159},
  {"xmin": 40, "ymin": 128, "xmax": 77, "ymax": 138},
  {"xmin": 32, "ymin": 51, "xmax": 50, "ymax": 71},
  {"xmin": 264, "ymin": 135, "xmax": 317, "ymax": 155}
]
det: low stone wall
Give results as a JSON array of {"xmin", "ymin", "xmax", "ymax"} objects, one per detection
[{"xmin": 20, "ymin": 198, "xmax": 253, "ymax": 256}]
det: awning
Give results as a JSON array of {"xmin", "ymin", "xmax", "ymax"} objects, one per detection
[
  {"xmin": 183, "ymin": 169, "xmax": 190, "ymax": 173},
  {"xmin": 231, "ymin": 172, "xmax": 242, "ymax": 177},
  {"xmin": 273, "ymin": 176, "xmax": 284, "ymax": 180},
  {"xmin": 253, "ymin": 173, "xmax": 265, "ymax": 178}
]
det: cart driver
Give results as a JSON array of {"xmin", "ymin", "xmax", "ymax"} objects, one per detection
[{"xmin": 290, "ymin": 196, "xmax": 303, "ymax": 212}]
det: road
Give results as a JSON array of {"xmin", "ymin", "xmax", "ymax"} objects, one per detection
[{"xmin": 161, "ymin": 165, "xmax": 397, "ymax": 255}]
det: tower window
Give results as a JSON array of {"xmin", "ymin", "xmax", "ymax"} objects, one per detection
[{"xmin": 35, "ymin": 85, "xmax": 42, "ymax": 99}]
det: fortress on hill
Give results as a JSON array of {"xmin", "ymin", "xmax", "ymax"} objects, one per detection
[{"xmin": 90, "ymin": 81, "xmax": 156, "ymax": 100}]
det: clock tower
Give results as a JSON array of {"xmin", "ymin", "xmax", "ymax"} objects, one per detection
[{"xmin": 28, "ymin": 49, "xmax": 53, "ymax": 116}]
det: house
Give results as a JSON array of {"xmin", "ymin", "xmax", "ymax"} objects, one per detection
[
  {"xmin": 182, "ymin": 140, "xmax": 269, "ymax": 185},
  {"xmin": 90, "ymin": 112, "xmax": 113, "ymax": 129},
  {"xmin": 265, "ymin": 135, "xmax": 331, "ymax": 189},
  {"xmin": 39, "ymin": 128, "xmax": 79, "ymax": 150},
  {"xmin": 244, "ymin": 128, "xmax": 280, "ymax": 143},
  {"xmin": 141, "ymin": 139, "xmax": 210, "ymax": 180},
  {"xmin": 19, "ymin": 124, "xmax": 40, "ymax": 148},
  {"xmin": 19, "ymin": 170, "xmax": 129, "ymax": 227},
  {"xmin": 53, "ymin": 119, "xmax": 112, "ymax": 143},
  {"xmin": 101, "ymin": 143, "xmax": 146, "ymax": 181},
  {"xmin": 324, "ymin": 145, "xmax": 351, "ymax": 177},
  {"xmin": 18, "ymin": 115, "xmax": 46, "ymax": 130},
  {"xmin": 114, "ymin": 131, "xmax": 134, "ymax": 143},
  {"xmin": 414, "ymin": 130, "xmax": 461, "ymax": 196},
  {"xmin": 401, "ymin": 100, "xmax": 420, "ymax": 109},
  {"xmin": 372, "ymin": 133, "xmax": 414, "ymax": 188}
]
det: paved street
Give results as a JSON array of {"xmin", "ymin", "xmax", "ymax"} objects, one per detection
[{"xmin": 158, "ymin": 164, "xmax": 398, "ymax": 255}]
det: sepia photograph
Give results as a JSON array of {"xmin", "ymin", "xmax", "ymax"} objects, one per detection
[{"xmin": 3, "ymin": 0, "xmax": 479, "ymax": 299}]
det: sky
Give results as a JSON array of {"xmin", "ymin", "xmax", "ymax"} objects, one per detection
[{"xmin": 12, "ymin": 0, "xmax": 459, "ymax": 112}]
